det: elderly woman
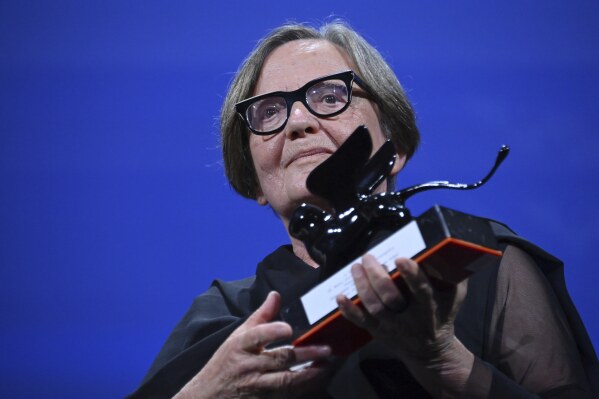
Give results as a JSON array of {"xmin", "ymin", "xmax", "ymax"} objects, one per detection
[{"xmin": 129, "ymin": 22, "xmax": 594, "ymax": 398}]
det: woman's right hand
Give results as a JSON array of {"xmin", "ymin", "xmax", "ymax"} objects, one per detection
[{"xmin": 174, "ymin": 291, "xmax": 332, "ymax": 399}]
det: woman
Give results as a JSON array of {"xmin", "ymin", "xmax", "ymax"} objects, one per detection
[{"xmin": 129, "ymin": 22, "xmax": 594, "ymax": 398}]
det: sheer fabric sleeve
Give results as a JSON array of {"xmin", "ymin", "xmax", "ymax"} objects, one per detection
[{"xmin": 464, "ymin": 245, "xmax": 592, "ymax": 398}]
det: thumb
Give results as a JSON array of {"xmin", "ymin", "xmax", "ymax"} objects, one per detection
[{"xmin": 243, "ymin": 291, "xmax": 282, "ymax": 328}]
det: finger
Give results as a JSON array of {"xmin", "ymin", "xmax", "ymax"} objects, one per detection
[
  {"xmin": 440, "ymin": 279, "xmax": 468, "ymax": 319},
  {"xmin": 456, "ymin": 280, "xmax": 468, "ymax": 303},
  {"xmin": 292, "ymin": 345, "xmax": 331, "ymax": 364},
  {"xmin": 351, "ymin": 262, "xmax": 395, "ymax": 319},
  {"xmin": 258, "ymin": 345, "xmax": 331, "ymax": 372},
  {"xmin": 249, "ymin": 291, "xmax": 282, "ymax": 325},
  {"xmin": 238, "ymin": 322, "xmax": 293, "ymax": 352},
  {"xmin": 336, "ymin": 294, "xmax": 378, "ymax": 331},
  {"xmin": 394, "ymin": 258, "xmax": 433, "ymax": 306},
  {"xmin": 238, "ymin": 291, "xmax": 281, "ymax": 333},
  {"xmin": 254, "ymin": 358, "xmax": 331, "ymax": 393},
  {"xmin": 361, "ymin": 254, "xmax": 407, "ymax": 313}
]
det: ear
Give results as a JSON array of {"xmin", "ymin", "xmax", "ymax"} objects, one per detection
[
  {"xmin": 255, "ymin": 187, "xmax": 269, "ymax": 206},
  {"xmin": 390, "ymin": 153, "xmax": 407, "ymax": 177}
]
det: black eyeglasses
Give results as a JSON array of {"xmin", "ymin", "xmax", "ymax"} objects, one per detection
[{"xmin": 235, "ymin": 70, "xmax": 368, "ymax": 135}]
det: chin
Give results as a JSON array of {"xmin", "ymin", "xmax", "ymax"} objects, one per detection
[{"xmin": 289, "ymin": 190, "xmax": 331, "ymax": 213}]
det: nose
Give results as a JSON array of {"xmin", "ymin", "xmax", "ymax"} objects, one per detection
[{"xmin": 284, "ymin": 102, "xmax": 319, "ymax": 140}]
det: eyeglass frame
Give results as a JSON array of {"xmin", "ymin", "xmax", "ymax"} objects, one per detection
[{"xmin": 235, "ymin": 70, "xmax": 370, "ymax": 135}]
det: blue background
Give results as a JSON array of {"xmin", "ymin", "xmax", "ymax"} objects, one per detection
[{"xmin": 1, "ymin": 1, "xmax": 597, "ymax": 398}]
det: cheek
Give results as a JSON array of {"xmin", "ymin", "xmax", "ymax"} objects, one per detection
[
  {"xmin": 342, "ymin": 106, "xmax": 386, "ymax": 148},
  {"xmin": 249, "ymin": 135, "xmax": 284, "ymax": 176}
]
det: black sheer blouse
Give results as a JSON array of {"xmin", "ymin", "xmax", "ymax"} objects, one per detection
[{"xmin": 128, "ymin": 243, "xmax": 593, "ymax": 398}]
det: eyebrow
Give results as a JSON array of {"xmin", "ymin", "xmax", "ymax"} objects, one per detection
[{"xmin": 251, "ymin": 70, "xmax": 355, "ymax": 98}]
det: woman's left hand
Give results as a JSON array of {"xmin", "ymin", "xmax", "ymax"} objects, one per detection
[{"xmin": 336, "ymin": 255, "xmax": 474, "ymax": 396}]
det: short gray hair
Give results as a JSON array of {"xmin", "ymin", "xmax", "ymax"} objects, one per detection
[{"xmin": 221, "ymin": 21, "xmax": 420, "ymax": 199}]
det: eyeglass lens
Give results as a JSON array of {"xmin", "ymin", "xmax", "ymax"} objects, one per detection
[{"xmin": 246, "ymin": 78, "xmax": 349, "ymax": 133}]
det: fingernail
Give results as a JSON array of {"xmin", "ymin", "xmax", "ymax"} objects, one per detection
[
  {"xmin": 316, "ymin": 345, "xmax": 332, "ymax": 356},
  {"xmin": 395, "ymin": 258, "xmax": 408, "ymax": 271},
  {"xmin": 351, "ymin": 264, "xmax": 363, "ymax": 277},
  {"xmin": 337, "ymin": 295, "xmax": 348, "ymax": 309}
]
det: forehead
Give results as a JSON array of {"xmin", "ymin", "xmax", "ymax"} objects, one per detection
[{"xmin": 254, "ymin": 39, "xmax": 355, "ymax": 96}]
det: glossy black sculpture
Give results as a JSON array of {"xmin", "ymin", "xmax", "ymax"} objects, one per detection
[{"xmin": 288, "ymin": 125, "xmax": 509, "ymax": 281}]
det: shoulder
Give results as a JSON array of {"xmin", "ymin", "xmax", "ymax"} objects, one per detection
[
  {"xmin": 160, "ymin": 275, "xmax": 257, "ymax": 356},
  {"xmin": 492, "ymin": 244, "xmax": 569, "ymax": 333},
  {"xmin": 493, "ymin": 244, "xmax": 566, "ymax": 318},
  {"xmin": 496, "ymin": 245, "xmax": 548, "ymax": 294},
  {"xmin": 137, "ymin": 275, "xmax": 257, "ymax": 388},
  {"xmin": 186, "ymin": 275, "xmax": 256, "ymax": 320}
]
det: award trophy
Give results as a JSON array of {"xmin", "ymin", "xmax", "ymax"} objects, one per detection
[{"xmin": 281, "ymin": 125, "xmax": 509, "ymax": 356}]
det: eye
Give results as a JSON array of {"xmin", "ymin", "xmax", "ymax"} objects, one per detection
[
  {"xmin": 249, "ymin": 97, "xmax": 285, "ymax": 121},
  {"xmin": 307, "ymin": 80, "xmax": 349, "ymax": 113},
  {"xmin": 248, "ymin": 96, "xmax": 286, "ymax": 131},
  {"xmin": 259, "ymin": 104, "xmax": 280, "ymax": 120},
  {"xmin": 322, "ymin": 94, "xmax": 339, "ymax": 104}
]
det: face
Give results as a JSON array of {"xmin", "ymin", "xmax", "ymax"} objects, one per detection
[{"xmin": 249, "ymin": 39, "xmax": 405, "ymax": 225}]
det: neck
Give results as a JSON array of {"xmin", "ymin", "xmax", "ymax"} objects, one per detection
[{"xmin": 280, "ymin": 216, "xmax": 320, "ymax": 269}]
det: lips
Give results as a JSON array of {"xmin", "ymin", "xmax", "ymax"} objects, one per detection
[{"xmin": 285, "ymin": 147, "xmax": 333, "ymax": 166}]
